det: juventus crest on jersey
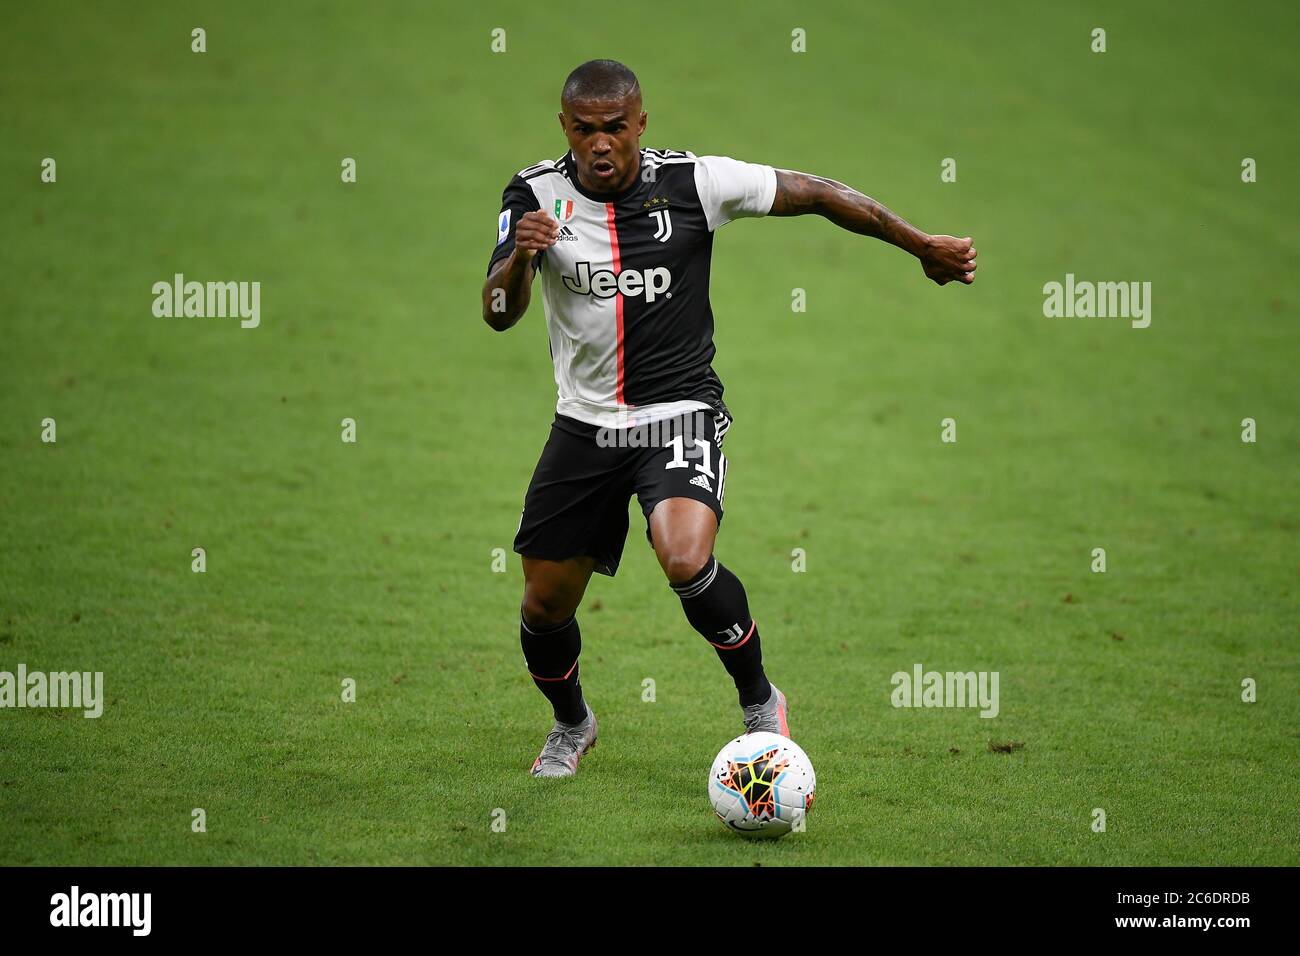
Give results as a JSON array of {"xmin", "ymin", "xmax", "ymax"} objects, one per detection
[{"xmin": 487, "ymin": 148, "xmax": 777, "ymax": 428}]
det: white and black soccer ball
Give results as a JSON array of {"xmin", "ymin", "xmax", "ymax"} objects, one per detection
[{"xmin": 708, "ymin": 731, "xmax": 816, "ymax": 839}]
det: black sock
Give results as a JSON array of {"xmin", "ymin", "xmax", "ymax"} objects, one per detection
[
  {"xmin": 671, "ymin": 557, "xmax": 771, "ymax": 707},
  {"xmin": 520, "ymin": 615, "xmax": 587, "ymax": 725}
]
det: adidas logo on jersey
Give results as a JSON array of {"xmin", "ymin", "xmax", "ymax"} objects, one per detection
[
  {"xmin": 562, "ymin": 261, "xmax": 672, "ymax": 303},
  {"xmin": 690, "ymin": 474, "xmax": 713, "ymax": 492},
  {"xmin": 557, "ymin": 225, "xmax": 578, "ymax": 242}
]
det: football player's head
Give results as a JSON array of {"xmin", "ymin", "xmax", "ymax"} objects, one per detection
[{"xmin": 558, "ymin": 59, "xmax": 647, "ymax": 194}]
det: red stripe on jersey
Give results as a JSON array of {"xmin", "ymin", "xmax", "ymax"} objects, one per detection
[{"xmin": 604, "ymin": 202, "xmax": 625, "ymax": 405}]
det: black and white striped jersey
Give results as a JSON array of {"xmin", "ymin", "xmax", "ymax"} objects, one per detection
[{"xmin": 486, "ymin": 148, "xmax": 776, "ymax": 428}]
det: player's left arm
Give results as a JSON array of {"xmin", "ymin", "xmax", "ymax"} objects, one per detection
[{"xmin": 769, "ymin": 169, "xmax": 977, "ymax": 286}]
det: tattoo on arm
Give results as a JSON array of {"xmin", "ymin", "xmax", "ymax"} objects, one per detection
[
  {"xmin": 770, "ymin": 168, "xmax": 928, "ymax": 257},
  {"xmin": 481, "ymin": 251, "xmax": 536, "ymax": 330},
  {"xmin": 769, "ymin": 169, "xmax": 829, "ymax": 216}
]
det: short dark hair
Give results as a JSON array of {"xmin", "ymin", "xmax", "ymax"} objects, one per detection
[{"xmin": 561, "ymin": 59, "xmax": 640, "ymax": 106}]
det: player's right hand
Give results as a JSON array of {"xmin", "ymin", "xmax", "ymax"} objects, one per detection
[{"xmin": 514, "ymin": 210, "xmax": 560, "ymax": 257}]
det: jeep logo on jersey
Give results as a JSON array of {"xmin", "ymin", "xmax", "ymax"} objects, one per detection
[{"xmin": 562, "ymin": 262, "xmax": 672, "ymax": 302}]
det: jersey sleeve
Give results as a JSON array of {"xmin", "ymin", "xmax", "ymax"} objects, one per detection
[
  {"xmin": 691, "ymin": 154, "xmax": 778, "ymax": 231},
  {"xmin": 486, "ymin": 173, "xmax": 544, "ymax": 277}
]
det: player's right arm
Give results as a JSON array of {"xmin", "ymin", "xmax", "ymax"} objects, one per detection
[{"xmin": 481, "ymin": 211, "xmax": 559, "ymax": 331}]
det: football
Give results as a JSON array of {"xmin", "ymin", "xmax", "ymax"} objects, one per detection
[{"xmin": 709, "ymin": 732, "xmax": 816, "ymax": 838}]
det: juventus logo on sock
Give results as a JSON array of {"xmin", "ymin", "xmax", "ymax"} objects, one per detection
[{"xmin": 717, "ymin": 622, "xmax": 745, "ymax": 645}]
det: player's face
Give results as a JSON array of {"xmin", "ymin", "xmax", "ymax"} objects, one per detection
[{"xmin": 558, "ymin": 95, "xmax": 646, "ymax": 194}]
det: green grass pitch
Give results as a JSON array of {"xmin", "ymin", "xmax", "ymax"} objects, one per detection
[{"xmin": 1, "ymin": 1, "xmax": 1297, "ymax": 865}]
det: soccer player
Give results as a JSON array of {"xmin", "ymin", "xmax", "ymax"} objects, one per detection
[{"xmin": 482, "ymin": 60, "xmax": 977, "ymax": 778}]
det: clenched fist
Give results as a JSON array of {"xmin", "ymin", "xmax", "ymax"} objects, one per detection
[
  {"xmin": 920, "ymin": 235, "xmax": 978, "ymax": 286},
  {"xmin": 514, "ymin": 210, "xmax": 560, "ymax": 258}
]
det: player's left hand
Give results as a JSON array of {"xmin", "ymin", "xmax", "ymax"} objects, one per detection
[{"xmin": 920, "ymin": 235, "xmax": 977, "ymax": 285}]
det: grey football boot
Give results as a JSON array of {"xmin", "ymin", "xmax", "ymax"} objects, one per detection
[
  {"xmin": 741, "ymin": 683, "xmax": 790, "ymax": 737},
  {"xmin": 530, "ymin": 703, "xmax": 598, "ymax": 778}
]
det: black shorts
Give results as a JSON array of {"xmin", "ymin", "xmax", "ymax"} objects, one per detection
[{"xmin": 513, "ymin": 409, "xmax": 732, "ymax": 576}]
